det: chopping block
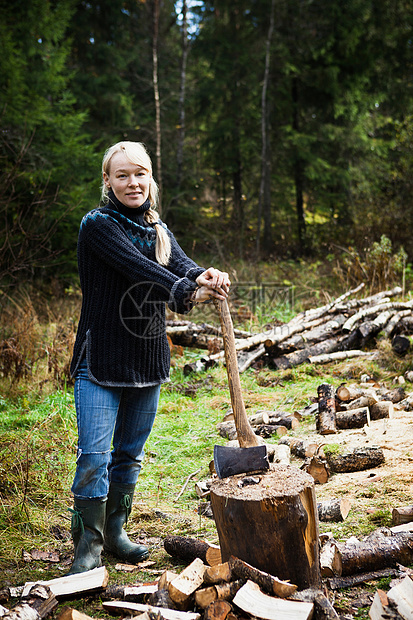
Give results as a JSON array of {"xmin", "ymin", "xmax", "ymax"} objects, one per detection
[{"xmin": 210, "ymin": 463, "xmax": 322, "ymax": 590}]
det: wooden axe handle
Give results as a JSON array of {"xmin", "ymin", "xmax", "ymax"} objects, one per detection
[{"xmin": 214, "ymin": 298, "xmax": 259, "ymax": 448}]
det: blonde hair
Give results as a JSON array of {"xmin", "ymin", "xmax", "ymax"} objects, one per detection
[{"xmin": 102, "ymin": 141, "xmax": 171, "ymax": 266}]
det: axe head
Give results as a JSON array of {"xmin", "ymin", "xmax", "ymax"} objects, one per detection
[{"xmin": 214, "ymin": 444, "xmax": 269, "ymax": 479}]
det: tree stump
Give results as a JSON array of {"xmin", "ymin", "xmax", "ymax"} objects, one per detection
[{"xmin": 210, "ymin": 464, "xmax": 321, "ymax": 590}]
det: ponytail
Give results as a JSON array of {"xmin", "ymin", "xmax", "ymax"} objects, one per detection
[{"xmin": 145, "ymin": 208, "xmax": 171, "ymax": 266}]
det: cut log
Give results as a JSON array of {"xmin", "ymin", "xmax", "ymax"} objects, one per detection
[
  {"xmin": 163, "ymin": 537, "xmax": 221, "ymax": 566},
  {"xmin": 341, "ymin": 394, "xmax": 377, "ymax": 410},
  {"xmin": 168, "ymin": 558, "xmax": 206, "ymax": 608},
  {"xmin": 267, "ymin": 414, "xmax": 300, "ymax": 430},
  {"xmin": 336, "ymin": 407, "xmax": 370, "ymax": 429},
  {"xmin": 318, "ymin": 498, "xmax": 352, "ymax": 522},
  {"xmin": 279, "ymin": 438, "xmax": 321, "ymax": 460},
  {"xmin": 238, "ymin": 345, "xmax": 266, "ymax": 373},
  {"xmin": 381, "ymin": 386, "xmax": 406, "ymax": 403},
  {"xmin": 335, "ymin": 384, "xmax": 364, "ymax": 402},
  {"xmin": 340, "ymin": 532, "xmax": 413, "ymax": 576},
  {"xmin": 392, "ymin": 506, "xmax": 413, "ymax": 526},
  {"xmin": 271, "ymin": 337, "xmax": 341, "ymax": 370},
  {"xmin": 203, "ymin": 601, "xmax": 232, "ymax": 620},
  {"xmin": 159, "ymin": 570, "xmax": 179, "ymax": 591},
  {"xmin": 392, "ymin": 334, "xmax": 411, "ymax": 356},
  {"xmin": 254, "ymin": 424, "xmax": 288, "ymax": 438},
  {"xmin": 210, "ymin": 465, "xmax": 321, "ymax": 590},
  {"xmin": 22, "ymin": 566, "xmax": 109, "ymax": 598},
  {"xmin": 325, "ymin": 446, "xmax": 385, "ymax": 473},
  {"xmin": 102, "ymin": 601, "xmax": 200, "ymax": 620},
  {"xmin": 232, "ymin": 581, "xmax": 314, "ymax": 620},
  {"xmin": 387, "ymin": 575, "xmax": 413, "ymax": 619},
  {"xmin": 204, "ymin": 563, "xmax": 232, "ymax": 585},
  {"xmin": 317, "ymin": 383, "xmax": 337, "ymax": 435},
  {"xmin": 248, "ymin": 412, "xmax": 270, "ymax": 426},
  {"xmin": 228, "ymin": 556, "xmax": 297, "ymax": 598},
  {"xmin": 370, "ymin": 401, "xmax": 394, "ymax": 420},
  {"xmin": 309, "ymin": 350, "xmax": 374, "ymax": 364},
  {"xmin": 320, "ymin": 540, "xmax": 342, "ymax": 577},
  {"xmin": 1, "ymin": 604, "xmax": 41, "ymax": 620}
]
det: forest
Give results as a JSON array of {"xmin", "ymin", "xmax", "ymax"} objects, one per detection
[{"xmin": 1, "ymin": 0, "xmax": 413, "ymax": 290}]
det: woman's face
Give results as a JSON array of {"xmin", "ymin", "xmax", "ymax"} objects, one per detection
[{"xmin": 103, "ymin": 151, "xmax": 151, "ymax": 208}]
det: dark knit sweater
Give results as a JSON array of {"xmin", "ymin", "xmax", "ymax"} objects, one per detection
[{"xmin": 70, "ymin": 192, "xmax": 205, "ymax": 386}]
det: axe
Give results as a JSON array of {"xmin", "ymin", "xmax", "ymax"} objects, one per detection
[{"xmin": 213, "ymin": 298, "xmax": 269, "ymax": 479}]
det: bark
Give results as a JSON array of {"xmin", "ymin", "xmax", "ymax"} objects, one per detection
[
  {"xmin": 152, "ymin": 0, "xmax": 163, "ymax": 214},
  {"xmin": 392, "ymin": 334, "xmax": 411, "ymax": 356},
  {"xmin": 370, "ymin": 401, "xmax": 394, "ymax": 420},
  {"xmin": 325, "ymin": 446, "xmax": 385, "ymax": 473},
  {"xmin": 102, "ymin": 601, "xmax": 200, "ymax": 620},
  {"xmin": 317, "ymin": 383, "xmax": 337, "ymax": 435},
  {"xmin": 279, "ymin": 437, "xmax": 321, "ymax": 460},
  {"xmin": 164, "ymin": 536, "xmax": 221, "ymax": 566},
  {"xmin": 254, "ymin": 424, "xmax": 288, "ymax": 438},
  {"xmin": 327, "ymin": 567, "xmax": 400, "ymax": 590},
  {"xmin": 320, "ymin": 540, "xmax": 342, "ymax": 578},
  {"xmin": 271, "ymin": 337, "xmax": 342, "ymax": 370},
  {"xmin": 290, "ymin": 588, "xmax": 340, "ymax": 620}
]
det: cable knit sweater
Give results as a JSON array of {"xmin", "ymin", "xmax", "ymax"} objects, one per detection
[{"xmin": 70, "ymin": 191, "xmax": 205, "ymax": 386}]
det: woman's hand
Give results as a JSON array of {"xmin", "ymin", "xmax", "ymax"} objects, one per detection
[
  {"xmin": 196, "ymin": 268, "xmax": 230, "ymax": 298},
  {"xmin": 192, "ymin": 285, "xmax": 226, "ymax": 303}
]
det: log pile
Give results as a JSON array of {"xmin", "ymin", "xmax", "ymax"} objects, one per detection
[{"xmin": 168, "ymin": 284, "xmax": 413, "ymax": 372}]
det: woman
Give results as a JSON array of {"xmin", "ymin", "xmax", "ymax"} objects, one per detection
[{"xmin": 68, "ymin": 141, "xmax": 230, "ymax": 574}]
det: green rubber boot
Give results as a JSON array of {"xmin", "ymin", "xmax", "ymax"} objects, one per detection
[
  {"xmin": 104, "ymin": 483, "xmax": 149, "ymax": 563},
  {"xmin": 67, "ymin": 498, "xmax": 106, "ymax": 575}
]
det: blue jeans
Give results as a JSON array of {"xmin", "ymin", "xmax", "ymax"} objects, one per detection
[{"xmin": 71, "ymin": 358, "xmax": 160, "ymax": 500}]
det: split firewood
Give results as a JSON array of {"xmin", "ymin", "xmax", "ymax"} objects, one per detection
[
  {"xmin": 324, "ymin": 446, "xmax": 385, "ymax": 473},
  {"xmin": 336, "ymin": 406, "xmax": 370, "ymax": 429},
  {"xmin": 2, "ymin": 586, "xmax": 57, "ymax": 620},
  {"xmin": 203, "ymin": 563, "xmax": 233, "ymax": 585},
  {"xmin": 301, "ymin": 451, "xmax": 330, "ymax": 484},
  {"xmin": 168, "ymin": 558, "xmax": 206, "ymax": 608},
  {"xmin": 317, "ymin": 383, "xmax": 337, "ymax": 435},
  {"xmin": 102, "ymin": 601, "xmax": 200, "ymax": 620},
  {"xmin": 158, "ymin": 570, "xmax": 179, "ymax": 591},
  {"xmin": 387, "ymin": 574, "xmax": 413, "ymax": 618},
  {"xmin": 58, "ymin": 610, "xmax": 95, "ymax": 620},
  {"xmin": 392, "ymin": 506, "xmax": 413, "ymax": 526},
  {"xmin": 164, "ymin": 536, "xmax": 221, "ymax": 567},
  {"xmin": 228, "ymin": 556, "xmax": 297, "ymax": 598},
  {"xmin": 318, "ymin": 498, "xmax": 352, "ymax": 522},
  {"xmin": 232, "ymin": 580, "xmax": 313, "ymax": 620},
  {"xmin": 368, "ymin": 589, "xmax": 396, "ymax": 620},
  {"xmin": 203, "ymin": 600, "xmax": 232, "ymax": 620},
  {"xmin": 194, "ymin": 581, "xmax": 244, "ymax": 609},
  {"xmin": 22, "ymin": 566, "xmax": 109, "ymax": 598},
  {"xmin": 102, "ymin": 584, "xmax": 158, "ymax": 601},
  {"xmin": 194, "ymin": 481, "xmax": 211, "ymax": 499},
  {"xmin": 320, "ymin": 540, "xmax": 342, "ymax": 578},
  {"xmin": 339, "ymin": 532, "xmax": 413, "ymax": 576},
  {"xmin": 290, "ymin": 588, "xmax": 340, "ymax": 620},
  {"xmin": 370, "ymin": 400, "xmax": 394, "ymax": 420}
]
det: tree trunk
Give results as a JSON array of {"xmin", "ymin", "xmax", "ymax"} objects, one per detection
[
  {"xmin": 176, "ymin": 0, "xmax": 188, "ymax": 191},
  {"xmin": 152, "ymin": 0, "xmax": 163, "ymax": 215},
  {"xmin": 292, "ymin": 78, "xmax": 306, "ymax": 253},
  {"xmin": 210, "ymin": 465, "xmax": 321, "ymax": 590},
  {"xmin": 257, "ymin": 0, "xmax": 275, "ymax": 257}
]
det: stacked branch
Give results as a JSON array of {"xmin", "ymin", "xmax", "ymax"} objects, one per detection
[{"xmin": 177, "ymin": 284, "xmax": 413, "ymax": 373}]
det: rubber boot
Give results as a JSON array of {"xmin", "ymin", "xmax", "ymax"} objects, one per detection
[
  {"xmin": 67, "ymin": 498, "xmax": 106, "ymax": 575},
  {"xmin": 104, "ymin": 482, "xmax": 149, "ymax": 563}
]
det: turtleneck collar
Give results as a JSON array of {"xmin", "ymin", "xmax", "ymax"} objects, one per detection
[{"xmin": 107, "ymin": 190, "xmax": 151, "ymax": 221}]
